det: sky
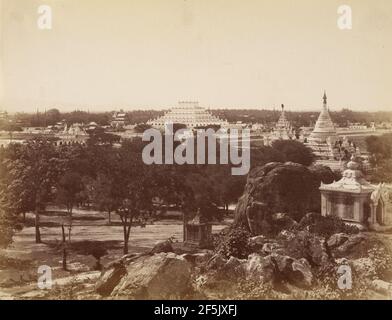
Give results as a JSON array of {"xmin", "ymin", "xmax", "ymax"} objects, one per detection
[{"xmin": 0, "ymin": 0, "xmax": 392, "ymax": 113}]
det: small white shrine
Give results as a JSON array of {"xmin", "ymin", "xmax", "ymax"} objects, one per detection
[{"xmin": 319, "ymin": 156, "xmax": 390, "ymax": 229}]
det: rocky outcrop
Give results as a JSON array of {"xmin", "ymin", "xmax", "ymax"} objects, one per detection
[
  {"xmin": 96, "ymin": 252, "xmax": 193, "ymax": 299},
  {"xmin": 234, "ymin": 162, "xmax": 335, "ymax": 235},
  {"xmin": 286, "ymin": 230, "xmax": 332, "ymax": 267},
  {"xmin": 201, "ymin": 251, "xmax": 314, "ymax": 290}
]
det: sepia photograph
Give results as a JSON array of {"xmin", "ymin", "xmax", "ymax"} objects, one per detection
[{"xmin": 1, "ymin": 0, "xmax": 392, "ymax": 308}]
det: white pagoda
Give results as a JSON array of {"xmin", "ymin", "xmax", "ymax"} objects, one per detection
[
  {"xmin": 307, "ymin": 92, "xmax": 338, "ymax": 159},
  {"xmin": 147, "ymin": 101, "xmax": 228, "ymax": 129}
]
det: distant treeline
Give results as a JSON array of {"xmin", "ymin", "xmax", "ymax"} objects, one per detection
[
  {"xmin": 211, "ymin": 109, "xmax": 392, "ymax": 128},
  {"xmin": 1, "ymin": 108, "xmax": 392, "ymax": 130}
]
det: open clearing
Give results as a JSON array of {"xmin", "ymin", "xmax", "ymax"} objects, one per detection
[{"xmin": 0, "ymin": 207, "xmax": 231, "ymax": 299}]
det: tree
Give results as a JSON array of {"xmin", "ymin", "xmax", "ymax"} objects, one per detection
[
  {"xmin": 87, "ymin": 132, "xmax": 120, "ymax": 146},
  {"xmin": 366, "ymin": 134, "xmax": 392, "ymax": 165},
  {"xmin": 56, "ymin": 172, "xmax": 84, "ymax": 241},
  {"xmin": 271, "ymin": 140, "xmax": 315, "ymax": 166},
  {"xmin": 45, "ymin": 108, "xmax": 61, "ymax": 125},
  {"xmin": 3, "ymin": 139, "xmax": 60, "ymax": 243},
  {"xmin": 134, "ymin": 123, "xmax": 152, "ymax": 133},
  {"xmin": 0, "ymin": 207, "xmax": 15, "ymax": 248},
  {"xmin": 250, "ymin": 145, "xmax": 285, "ymax": 168},
  {"xmin": 89, "ymin": 173, "xmax": 119, "ymax": 223}
]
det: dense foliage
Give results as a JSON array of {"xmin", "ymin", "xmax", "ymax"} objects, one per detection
[
  {"xmin": 214, "ymin": 226, "xmax": 252, "ymax": 259},
  {"xmin": 365, "ymin": 133, "xmax": 392, "ymax": 183}
]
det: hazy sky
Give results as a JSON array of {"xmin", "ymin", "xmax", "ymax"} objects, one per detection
[{"xmin": 1, "ymin": 0, "xmax": 392, "ymax": 112}]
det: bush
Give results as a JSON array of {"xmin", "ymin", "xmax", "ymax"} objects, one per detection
[
  {"xmin": 214, "ymin": 227, "xmax": 251, "ymax": 259},
  {"xmin": 0, "ymin": 210, "xmax": 14, "ymax": 248},
  {"xmin": 368, "ymin": 245, "xmax": 392, "ymax": 278},
  {"xmin": 295, "ymin": 213, "xmax": 359, "ymax": 238}
]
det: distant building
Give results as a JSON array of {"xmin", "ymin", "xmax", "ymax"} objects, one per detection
[
  {"xmin": 111, "ymin": 110, "xmax": 126, "ymax": 128},
  {"xmin": 270, "ymin": 104, "xmax": 295, "ymax": 140},
  {"xmin": 55, "ymin": 123, "xmax": 89, "ymax": 146},
  {"xmin": 147, "ymin": 101, "xmax": 228, "ymax": 129},
  {"xmin": 0, "ymin": 110, "xmax": 7, "ymax": 121}
]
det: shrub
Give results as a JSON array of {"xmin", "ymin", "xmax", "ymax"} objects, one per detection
[
  {"xmin": 0, "ymin": 209, "xmax": 14, "ymax": 248},
  {"xmin": 368, "ymin": 245, "xmax": 392, "ymax": 278},
  {"xmin": 295, "ymin": 213, "xmax": 359, "ymax": 238},
  {"xmin": 214, "ymin": 226, "xmax": 251, "ymax": 259}
]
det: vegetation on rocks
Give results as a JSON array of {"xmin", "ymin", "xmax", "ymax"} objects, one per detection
[{"xmin": 213, "ymin": 227, "xmax": 252, "ymax": 259}]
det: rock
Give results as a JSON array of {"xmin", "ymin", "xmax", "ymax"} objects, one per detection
[
  {"xmin": 222, "ymin": 256, "xmax": 247, "ymax": 278},
  {"xmin": 234, "ymin": 162, "xmax": 336, "ymax": 234},
  {"xmin": 291, "ymin": 258, "xmax": 313, "ymax": 288},
  {"xmin": 224, "ymin": 256, "xmax": 244, "ymax": 270},
  {"xmin": 249, "ymin": 235, "xmax": 267, "ymax": 247},
  {"xmin": 271, "ymin": 213, "xmax": 298, "ymax": 233},
  {"xmin": 270, "ymin": 254, "xmax": 313, "ymax": 288},
  {"xmin": 95, "ymin": 262, "xmax": 127, "ymax": 296},
  {"xmin": 308, "ymin": 236, "xmax": 330, "ymax": 267},
  {"xmin": 286, "ymin": 230, "xmax": 331, "ymax": 267},
  {"xmin": 262, "ymin": 242, "xmax": 284, "ymax": 255},
  {"xmin": 111, "ymin": 253, "xmax": 192, "ymax": 299},
  {"xmin": 371, "ymin": 280, "xmax": 392, "ymax": 297},
  {"xmin": 327, "ymin": 233, "xmax": 349, "ymax": 248},
  {"xmin": 149, "ymin": 239, "xmax": 174, "ymax": 254},
  {"xmin": 205, "ymin": 254, "xmax": 228, "ymax": 271},
  {"xmin": 278, "ymin": 230, "xmax": 296, "ymax": 242},
  {"xmin": 181, "ymin": 252, "xmax": 213, "ymax": 267},
  {"xmin": 245, "ymin": 254, "xmax": 276, "ymax": 283},
  {"xmin": 333, "ymin": 234, "xmax": 367, "ymax": 257},
  {"xmin": 272, "ymin": 254, "xmax": 294, "ymax": 274}
]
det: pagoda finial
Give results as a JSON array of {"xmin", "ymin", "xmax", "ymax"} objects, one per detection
[
  {"xmin": 323, "ymin": 91, "xmax": 327, "ymax": 105},
  {"xmin": 281, "ymin": 104, "xmax": 284, "ymax": 111}
]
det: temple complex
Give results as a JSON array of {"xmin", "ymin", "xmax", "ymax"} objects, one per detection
[
  {"xmin": 55, "ymin": 123, "xmax": 89, "ymax": 146},
  {"xmin": 147, "ymin": 101, "xmax": 228, "ymax": 129},
  {"xmin": 320, "ymin": 156, "xmax": 390, "ymax": 229},
  {"xmin": 111, "ymin": 110, "xmax": 126, "ymax": 128}
]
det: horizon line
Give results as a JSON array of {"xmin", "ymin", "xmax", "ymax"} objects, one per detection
[{"xmin": 3, "ymin": 105, "xmax": 392, "ymax": 114}]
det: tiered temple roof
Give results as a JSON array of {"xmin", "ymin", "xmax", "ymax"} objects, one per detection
[
  {"xmin": 271, "ymin": 104, "xmax": 294, "ymax": 140},
  {"xmin": 147, "ymin": 101, "xmax": 228, "ymax": 129}
]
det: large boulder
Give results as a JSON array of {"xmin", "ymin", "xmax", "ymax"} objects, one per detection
[
  {"xmin": 111, "ymin": 253, "xmax": 192, "ymax": 299},
  {"xmin": 234, "ymin": 162, "xmax": 335, "ymax": 235}
]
